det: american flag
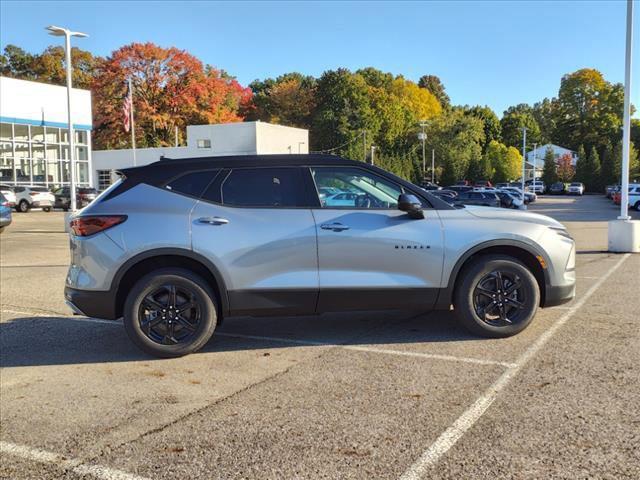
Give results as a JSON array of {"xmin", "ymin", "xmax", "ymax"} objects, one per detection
[{"xmin": 123, "ymin": 81, "xmax": 133, "ymax": 132}]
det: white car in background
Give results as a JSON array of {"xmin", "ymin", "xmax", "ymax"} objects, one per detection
[
  {"xmin": 628, "ymin": 184, "xmax": 640, "ymax": 211},
  {"xmin": 567, "ymin": 182, "xmax": 585, "ymax": 196},
  {"xmin": 13, "ymin": 186, "xmax": 55, "ymax": 212},
  {"xmin": 0, "ymin": 184, "xmax": 17, "ymax": 207}
]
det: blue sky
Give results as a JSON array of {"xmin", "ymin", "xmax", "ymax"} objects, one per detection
[{"xmin": 1, "ymin": 1, "xmax": 638, "ymax": 117}]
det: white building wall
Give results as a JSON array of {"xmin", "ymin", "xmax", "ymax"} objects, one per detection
[
  {"xmin": 93, "ymin": 121, "xmax": 310, "ymax": 189},
  {"xmin": 526, "ymin": 144, "xmax": 578, "ymax": 166},
  {"xmin": 0, "ymin": 76, "xmax": 92, "ymax": 128}
]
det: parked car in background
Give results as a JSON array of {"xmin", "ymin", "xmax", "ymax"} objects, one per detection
[
  {"xmin": 605, "ymin": 185, "xmax": 618, "ymax": 199},
  {"xmin": 52, "ymin": 187, "xmax": 98, "ymax": 211},
  {"xmin": 549, "ymin": 182, "xmax": 567, "ymax": 195},
  {"xmin": 13, "ymin": 186, "xmax": 55, "ymax": 212},
  {"xmin": 567, "ymin": 182, "xmax": 585, "ymax": 196},
  {"xmin": 0, "ymin": 184, "xmax": 17, "ymax": 207},
  {"xmin": 474, "ymin": 180, "xmax": 492, "ymax": 188},
  {"xmin": 0, "ymin": 193, "xmax": 12, "ymax": 233},
  {"xmin": 419, "ymin": 182, "xmax": 441, "ymax": 191},
  {"xmin": 629, "ymin": 184, "xmax": 640, "ymax": 211},
  {"xmin": 323, "ymin": 192, "xmax": 363, "ymax": 207},
  {"xmin": 64, "ymin": 154, "xmax": 575, "ymax": 357},
  {"xmin": 495, "ymin": 182, "xmax": 510, "ymax": 189},
  {"xmin": 500, "ymin": 187, "xmax": 536, "ymax": 204},
  {"xmin": 495, "ymin": 191, "xmax": 524, "ymax": 209},
  {"xmin": 530, "ymin": 181, "xmax": 546, "ymax": 194},
  {"xmin": 430, "ymin": 189, "xmax": 457, "ymax": 203},
  {"xmin": 446, "ymin": 185, "xmax": 474, "ymax": 194},
  {"xmin": 453, "ymin": 191, "xmax": 501, "ymax": 208}
]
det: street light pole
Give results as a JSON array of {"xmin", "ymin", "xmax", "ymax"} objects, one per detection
[
  {"xmin": 532, "ymin": 142, "xmax": 537, "ymax": 187},
  {"xmin": 521, "ymin": 127, "xmax": 527, "ymax": 199},
  {"xmin": 419, "ymin": 121, "xmax": 427, "ymax": 180},
  {"xmin": 370, "ymin": 145, "xmax": 376, "ymax": 166},
  {"xmin": 431, "ymin": 149, "xmax": 435, "ymax": 184},
  {"xmin": 619, "ymin": 0, "xmax": 634, "ymax": 220},
  {"xmin": 46, "ymin": 25, "xmax": 88, "ymax": 214}
]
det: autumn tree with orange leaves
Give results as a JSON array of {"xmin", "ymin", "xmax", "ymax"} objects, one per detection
[{"xmin": 92, "ymin": 43, "xmax": 252, "ymax": 149}]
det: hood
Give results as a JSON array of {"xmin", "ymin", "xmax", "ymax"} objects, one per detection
[{"xmin": 464, "ymin": 205, "xmax": 564, "ymax": 228}]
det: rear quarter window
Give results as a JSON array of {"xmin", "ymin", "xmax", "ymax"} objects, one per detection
[{"xmin": 165, "ymin": 170, "xmax": 219, "ymax": 199}]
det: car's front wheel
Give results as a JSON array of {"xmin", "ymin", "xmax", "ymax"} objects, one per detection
[
  {"xmin": 17, "ymin": 200, "xmax": 29, "ymax": 213},
  {"xmin": 454, "ymin": 255, "xmax": 540, "ymax": 338},
  {"xmin": 123, "ymin": 268, "xmax": 218, "ymax": 358}
]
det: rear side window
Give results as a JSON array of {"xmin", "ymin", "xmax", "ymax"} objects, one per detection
[
  {"xmin": 166, "ymin": 170, "xmax": 219, "ymax": 199},
  {"xmin": 221, "ymin": 168, "xmax": 305, "ymax": 207}
]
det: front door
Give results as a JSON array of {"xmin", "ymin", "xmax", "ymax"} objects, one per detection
[
  {"xmin": 309, "ymin": 166, "xmax": 444, "ymax": 312},
  {"xmin": 191, "ymin": 167, "xmax": 318, "ymax": 316}
]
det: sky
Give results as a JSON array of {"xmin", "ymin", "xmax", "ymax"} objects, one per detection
[{"xmin": 1, "ymin": 0, "xmax": 638, "ymax": 117}]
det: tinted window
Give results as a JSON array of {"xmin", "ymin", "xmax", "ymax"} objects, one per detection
[
  {"xmin": 221, "ymin": 168, "xmax": 305, "ymax": 207},
  {"xmin": 166, "ymin": 170, "xmax": 218, "ymax": 198}
]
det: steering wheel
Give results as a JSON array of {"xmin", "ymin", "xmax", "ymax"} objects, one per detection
[{"xmin": 355, "ymin": 194, "xmax": 372, "ymax": 208}]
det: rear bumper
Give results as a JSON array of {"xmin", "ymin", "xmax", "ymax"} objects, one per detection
[
  {"xmin": 64, "ymin": 286, "xmax": 118, "ymax": 319},
  {"xmin": 543, "ymin": 283, "xmax": 576, "ymax": 307}
]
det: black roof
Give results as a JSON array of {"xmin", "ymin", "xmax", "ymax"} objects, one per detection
[
  {"xmin": 120, "ymin": 154, "xmax": 360, "ymax": 177},
  {"xmin": 116, "ymin": 153, "xmax": 454, "ymax": 210}
]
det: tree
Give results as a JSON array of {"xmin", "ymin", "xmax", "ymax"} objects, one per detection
[
  {"xmin": 246, "ymin": 73, "xmax": 316, "ymax": 129},
  {"xmin": 541, "ymin": 146, "xmax": 558, "ymax": 185},
  {"xmin": 481, "ymin": 140, "xmax": 521, "ymax": 183},
  {"xmin": 599, "ymin": 140, "xmax": 616, "ymax": 187},
  {"xmin": 554, "ymin": 68, "xmax": 625, "ymax": 153},
  {"xmin": 418, "ymin": 74, "xmax": 450, "ymax": 109},
  {"xmin": 500, "ymin": 104, "xmax": 541, "ymax": 149},
  {"xmin": 92, "ymin": 42, "xmax": 251, "ymax": 149},
  {"xmin": 504, "ymin": 147, "xmax": 523, "ymax": 182},
  {"xmin": 574, "ymin": 145, "xmax": 588, "ymax": 184},
  {"xmin": 532, "ymin": 97, "xmax": 558, "ymax": 144},
  {"xmin": 464, "ymin": 105, "xmax": 501, "ymax": 151},
  {"xmin": 427, "ymin": 109, "xmax": 485, "ymax": 185},
  {"xmin": 556, "ymin": 153, "xmax": 575, "ymax": 182}
]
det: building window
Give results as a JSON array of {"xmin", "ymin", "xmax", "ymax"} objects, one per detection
[
  {"xmin": 197, "ymin": 139, "xmax": 211, "ymax": 149},
  {"xmin": 97, "ymin": 170, "xmax": 112, "ymax": 191}
]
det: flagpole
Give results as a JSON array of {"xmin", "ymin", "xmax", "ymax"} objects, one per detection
[{"xmin": 129, "ymin": 78, "xmax": 137, "ymax": 167}]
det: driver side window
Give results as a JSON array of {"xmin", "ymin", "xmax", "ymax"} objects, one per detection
[{"xmin": 311, "ymin": 167, "xmax": 402, "ymax": 209}]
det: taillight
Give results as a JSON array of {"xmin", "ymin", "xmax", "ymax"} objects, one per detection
[
  {"xmin": 70, "ymin": 215, "xmax": 127, "ymax": 237},
  {"xmin": 30, "ymin": 192, "xmax": 39, "ymax": 196}
]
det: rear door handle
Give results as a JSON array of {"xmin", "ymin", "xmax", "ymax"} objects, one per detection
[
  {"xmin": 320, "ymin": 223, "xmax": 350, "ymax": 232},
  {"xmin": 197, "ymin": 216, "xmax": 229, "ymax": 226}
]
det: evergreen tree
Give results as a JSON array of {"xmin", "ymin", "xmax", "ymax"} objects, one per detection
[
  {"xmin": 574, "ymin": 145, "xmax": 587, "ymax": 184},
  {"xmin": 585, "ymin": 146, "xmax": 602, "ymax": 192},
  {"xmin": 599, "ymin": 141, "xmax": 616, "ymax": 187},
  {"xmin": 541, "ymin": 146, "xmax": 558, "ymax": 185}
]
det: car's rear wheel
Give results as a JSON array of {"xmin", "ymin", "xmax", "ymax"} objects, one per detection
[
  {"xmin": 454, "ymin": 255, "xmax": 540, "ymax": 338},
  {"xmin": 43, "ymin": 207, "xmax": 51, "ymax": 212},
  {"xmin": 123, "ymin": 268, "xmax": 217, "ymax": 358}
]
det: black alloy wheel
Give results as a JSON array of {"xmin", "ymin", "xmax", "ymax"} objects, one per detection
[
  {"xmin": 138, "ymin": 284, "xmax": 201, "ymax": 345},
  {"xmin": 123, "ymin": 268, "xmax": 218, "ymax": 358},
  {"xmin": 472, "ymin": 270, "xmax": 527, "ymax": 327}
]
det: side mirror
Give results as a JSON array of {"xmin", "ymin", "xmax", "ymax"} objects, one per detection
[{"xmin": 397, "ymin": 193, "xmax": 424, "ymax": 219}]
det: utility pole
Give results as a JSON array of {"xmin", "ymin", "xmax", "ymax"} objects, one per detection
[
  {"xmin": 175, "ymin": 126, "xmax": 179, "ymax": 147},
  {"xmin": 532, "ymin": 142, "xmax": 537, "ymax": 187},
  {"xmin": 419, "ymin": 121, "xmax": 427, "ymax": 180},
  {"xmin": 431, "ymin": 149, "xmax": 435, "ymax": 184},
  {"xmin": 370, "ymin": 145, "xmax": 376, "ymax": 166},
  {"xmin": 363, "ymin": 130, "xmax": 367, "ymax": 162},
  {"xmin": 521, "ymin": 127, "xmax": 527, "ymax": 200}
]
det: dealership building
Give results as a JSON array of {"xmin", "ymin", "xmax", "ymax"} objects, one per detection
[
  {"xmin": 1, "ymin": 76, "xmax": 309, "ymax": 191},
  {"xmin": 0, "ymin": 76, "xmax": 93, "ymax": 188}
]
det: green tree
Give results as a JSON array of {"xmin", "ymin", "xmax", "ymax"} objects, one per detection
[
  {"xmin": 418, "ymin": 74, "xmax": 450, "ymax": 109},
  {"xmin": 532, "ymin": 98, "xmax": 557, "ymax": 144},
  {"xmin": 464, "ymin": 105, "xmax": 501, "ymax": 151},
  {"xmin": 578, "ymin": 146, "xmax": 602, "ymax": 192},
  {"xmin": 500, "ymin": 104, "xmax": 541, "ymax": 149},
  {"xmin": 541, "ymin": 146, "xmax": 558, "ymax": 185},
  {"xmin": 574, "ymin": 145, "xmax": 588, "ymax": 184},
  {"xmin": 554, "ymin": 68, "xmax": 625, "ymax": 153},
  {"xmin": 599, "ymin": 140, "xmax": 616, "ymax": 187}
]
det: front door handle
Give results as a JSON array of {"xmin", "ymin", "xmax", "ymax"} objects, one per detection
[
  {"xmin": 197, "ymin": 216, "xmax": 229, "ymax": 226},
  {"xmin": 320, "ymin": 223, "xmax": 350, "ymax": 232}
]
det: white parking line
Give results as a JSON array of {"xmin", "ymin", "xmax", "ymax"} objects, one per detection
[
  {"xmin": 0, "ymin": 441, "xmax": 150, "ymax": 480},
  {"xmin": 399, "ymin": 253, "xmax": 630, "ymax": 480},
  {"xmin": 217, "ymin": 332, "xmax": 514, "ymax": 368}
]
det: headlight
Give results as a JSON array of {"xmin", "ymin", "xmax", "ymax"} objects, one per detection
[{"xmin": 549, "ymin": 226, "xmax": 573, "ymax": 240}]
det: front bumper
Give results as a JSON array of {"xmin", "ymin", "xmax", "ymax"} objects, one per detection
[
  {"xmin": 64, "ymin": 286, "xmax": 118, "ymax": 319},
  {"xmin": 544, "ymin": 283, "xmax": 576, "ymax": 307}
]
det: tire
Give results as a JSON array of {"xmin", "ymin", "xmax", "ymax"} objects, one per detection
[
  {"xmin": 634, "ymin": 201, "xmax": 640, "ymax": 212},
  {"xmin": 17, "ymin": 200, "xmax": 29, "ymax": 213},
  {"xmin": 123, "ymin": 268, "xmax": 218, "ymax": 358},
  {"xmin": 43, "ymin": 207, "xmax": 51, "ymax": 212},
  {"xmin": 453, "ymin": 255, "xmax": 540, "ymax": 338},
  {"xmin": 63, "ymin": 207, "xmax": 69, "ymax": 212}
]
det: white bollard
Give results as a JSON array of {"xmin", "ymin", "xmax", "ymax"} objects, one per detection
[{"xmin": 608, "ymin": 219, "xmax": 640, "ymax": 253}]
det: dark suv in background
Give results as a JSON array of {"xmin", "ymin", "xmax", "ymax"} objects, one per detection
[{"xmin": 53, "ymin": 187, "xmax": 98, "ymax": 211}]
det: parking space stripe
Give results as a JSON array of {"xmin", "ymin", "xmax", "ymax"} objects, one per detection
[
  {"xmin": 217, "ymin": 332, "xmax": 514, "ymax": 367},
  {"xmin": 0, "ymin": 441, "xmax": 151, "ymax": 480},
  {"xmin": 399, "ymin": 253, "xmax": 630, "ymax": 480}
]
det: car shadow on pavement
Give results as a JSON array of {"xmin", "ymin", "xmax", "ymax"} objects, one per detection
[{"xmin": 0, "ymin": 311, "xmax": 476, "ymax": 368}]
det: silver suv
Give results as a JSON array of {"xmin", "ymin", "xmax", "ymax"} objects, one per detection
[{"xmin": 65, "ymin": 155, "xmax": 576, "ymax": 357}]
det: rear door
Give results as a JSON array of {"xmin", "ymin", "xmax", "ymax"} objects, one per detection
[
  {"xmin": 309, "ymin": 166, "xmax": 444, "ymax": 312},
  {"xmin": 191, "ymin": 167, "xmax": 318, "ymax": 316}
]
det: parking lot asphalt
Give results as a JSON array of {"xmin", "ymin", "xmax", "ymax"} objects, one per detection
[{"xmin": 1, "ymin": 195, "xmax": 639, "ymax": 480}]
